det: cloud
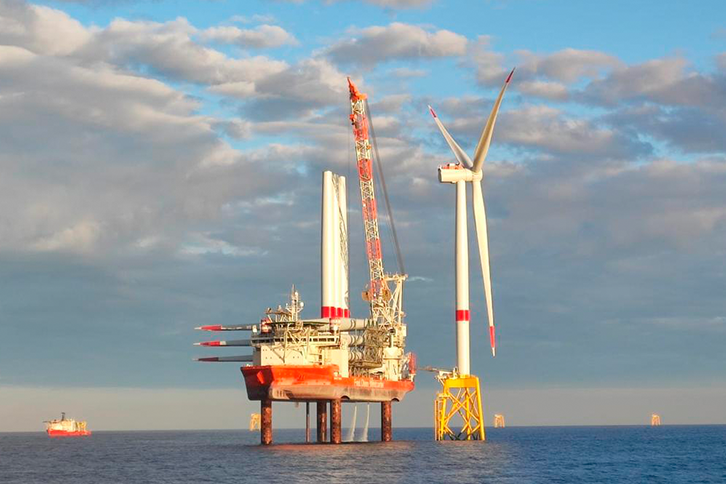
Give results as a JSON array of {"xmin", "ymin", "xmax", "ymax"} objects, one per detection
[
  {"xmin": 0, "ymin": 1, "xmax": 90, "ymax": 56},
  {"xmin": 200, "ymin": 24, "xmax": 297, "ymax": 48},
  {"xmin": 566, "ymin": 56, "xmax": 726, "ymax": 114},
  {"xmin": 498, "ymin": 105, "xmax": 652, "ymax": 159},
  {"xmin": 717, "ymin": 52, "xmax": 726, "ymax": 71},
  {"xmin": 81, "ymin": 18, "xmax": 288, "ymax": 86},
  {"xmin": 605, "ymin": 104, "xmax": 726, "ymax": 154},
  {"xmin": 273, "ymin": 0, "xmax": 434, "ymax": 8},
  {"xmin": 516, "ymin": 79, "xmax": 569, "ymax": 101},
  {"xmin": 240, "ymin": 58, "xmax": 349, "ymax": 119},
  {"xmin": 473, "ymin": 45, "xmax": 622, "ymax": 100},
  {"xmin": 0, "ymin": 5, "xmax": 290, "ymax": 89},
  {"xmin": 428, "ymin": 99, "xmax": 652, "ymax": 160},
  {"xmin": 0, "ymin": 43, "xmax": 282, "ymax": 255},
  {"xmin": 516, "ymin": 48, "xmax": 623, "ymax": 83},
  {"xmin": 326, "ymin": 22, "xmax": 467, "ymax": 67},
  {"xmin": 230, "ymin": 14, "xmax": 277, "ymax": 24},
  {"xmin": 388, "ymin": 67, "xmax": 427, "ymax": 78},
  {"xmin": 359, "ymin": 0, "xmax": 433, "ymax": 7}
]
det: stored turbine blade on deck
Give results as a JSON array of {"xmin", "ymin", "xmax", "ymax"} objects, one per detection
[
  {"xmin": 195, "ymin": 325, "xmax": 255, "ymax": 331},
  {"xmin": 194, "ymin": 355, "xmax": 253, "ymax": 362},
  {"xmin": 194, "ymin": 339, "xmax": 252, "ymax": 347}
]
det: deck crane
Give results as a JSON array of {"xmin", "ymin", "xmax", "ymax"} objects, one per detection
[{"xmin": 347, "ymin": 78, "xmax": 409, "ymax": 373}]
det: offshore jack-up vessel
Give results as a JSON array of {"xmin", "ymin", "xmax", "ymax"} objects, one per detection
[
  {"xmin": 196, "ymin": 79, "xmax": 415, "ymax": 444},
  {"xmin": 44, "ymin": 412, "xmax": 91, "ymax": 437}
]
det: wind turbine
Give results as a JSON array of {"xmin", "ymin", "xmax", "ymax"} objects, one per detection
[{"xmin": 428, "ymin": 68, "xmax": 514, "ymax": 375}]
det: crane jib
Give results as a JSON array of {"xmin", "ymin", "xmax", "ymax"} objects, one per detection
[{"xmin": 348, "ymin": 81, "xmax": 386, "ymax": 302}]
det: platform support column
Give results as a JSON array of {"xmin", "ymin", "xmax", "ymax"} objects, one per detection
[
  {"xmin": 330, "ymin": 399, "xmax": 342, "ymax": 444},
  {"xmin": 381, "ymin": 401, "xmax": 392, "ymax": 442},
  {"xmin": 261, "ymin": 400, "xmax": 272, "ymax": 445},
  {"xmin": 305, "ymin": 402, "xmax": 311, "ymax": 443},
  {"xmin": 316, "ymin": 401, "xmax": 327, "ymax": 443}
]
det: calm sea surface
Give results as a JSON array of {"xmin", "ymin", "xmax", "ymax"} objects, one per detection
[{"xmin": 1, "ymin": 426, "xmax": 725, "ymax": 483}]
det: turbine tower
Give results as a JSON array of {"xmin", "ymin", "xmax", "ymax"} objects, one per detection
[{"xmin": 429, "ymin": 68, "xmax": 514, "ymax": 441}]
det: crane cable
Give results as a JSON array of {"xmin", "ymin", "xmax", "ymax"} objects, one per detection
[{"xmin": 364, "ymin": 99, "xmax": 405, "ymax": 276}]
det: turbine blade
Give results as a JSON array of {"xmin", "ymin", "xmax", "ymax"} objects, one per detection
[
  {"xmin": 428, "ymin": 105, "xmax": 473, "ymax": 169},
  {"xmin": 195, "ymin": 325, "xmax": 255, "ymax": 331},
  {"xmin": 472, "ymin": 68, "xmax": 515, "ymax": 173},
  {"xmin": 471, "ymin": 180, "xmax": 496, "ymax": 357},
  {"xmin": 194, "ymin": 355, "xmax": 253, "ymax": 362},
  {"xmin": 194, "ymin": 339, "xmax": 252, "ymax": 347}
]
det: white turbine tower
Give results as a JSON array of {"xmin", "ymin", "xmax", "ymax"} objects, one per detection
[{"xmin": 429, "ymin": 68, "xmax": 514, "ymax": 375}]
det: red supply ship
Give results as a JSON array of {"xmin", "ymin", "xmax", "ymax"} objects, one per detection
[
  {"xmin": 195, "ymin": 79, "xmax": 415, "ymax": 444},
  {"xmin": 44, "ymin": 413, "xmax": 91, "ymax": 437}
]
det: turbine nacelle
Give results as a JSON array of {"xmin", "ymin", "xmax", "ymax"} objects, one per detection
[{"xmin": 438, "ymin": 164, "xmax": 483, "ymax": 184}]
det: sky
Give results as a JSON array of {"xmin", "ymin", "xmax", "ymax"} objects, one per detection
[{"xmin": 1, "ymin": 0, "xmax": 726, "ymax": 431}]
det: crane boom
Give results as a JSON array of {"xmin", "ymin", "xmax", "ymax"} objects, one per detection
[{"xmin": 348, "ymin": 78, "xmax": 386, "ymax": 303}]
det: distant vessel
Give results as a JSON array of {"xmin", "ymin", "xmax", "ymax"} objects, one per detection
[{"xmin": 44, "ymin": 412, "xmax": 91, "ymax": 437}]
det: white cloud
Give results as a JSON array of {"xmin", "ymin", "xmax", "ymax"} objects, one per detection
[
  {"xmin": 82, "ymin": 18, "xmax": 288, "ymax": 86},
  {"xmin": 360, "ymin": 0, "xmax": 433, "ymax": 7},
  {"xmin": 230, "ymin": 14, "xmax": 277, "ymax": 24},
  {"xmin": 497, "ymin": 105, "xmax": 651, "ymax": 158},
  {"xmin": 32, "ymin": 220, "xmax": 102, "ymax": 252},
  {"xmin": 200, "ymin": 24, "xmax": 297, "ymax": 48},
  {"xmin": 273, "ymin": 0, "xmax": 433, "ymax": 7},
  {"xmin": 516, "ymin": 48, "xmax": 622, "ymax": 83},
  {"xmin": 388, "ymin": 67, "xmax": 427, "ymax": 78},
  {"xmin": 326, "ymin": 22, "xmax": 467, "ymax": 67},
  {"xmin": 473, "ymin": 46, "xmax": 622, "ymax": 100},
  {"xmin": 0, "ymin": 2, "xmax": 91, "ymax": 56},
  {"xmin": 579, "ymin": 57, "xmax": 726, "ymax": 109},
  {"xmin": 516, "ymin": 80, "xmax": 569, "ymax": 101},
  {"xmin": 180, "ymin": 233, "xmax": 265, "ymax": 257},
  {"xmin": 0, "ymin": 43, "xmax": 280, "ymax": 255},
  {"xmin": 242, "ymin": 57, "xmax": 349, "ymax": 119},
  {"xmin": 429, "ymin": 99, "xmax": 651, "ymax": 159}
]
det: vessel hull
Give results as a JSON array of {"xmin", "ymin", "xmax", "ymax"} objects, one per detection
[
  {"xmin": 47, "ymin": 430, "xmax": 92, "ymax": 437},
  {"xmin": 241, "ymin": 365, "xmax": 414, "ymax": 402}
]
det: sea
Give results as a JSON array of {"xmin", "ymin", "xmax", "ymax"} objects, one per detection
[{"xmin": 1, "ymin": 426, "xmax": 725, "ymax": 483}]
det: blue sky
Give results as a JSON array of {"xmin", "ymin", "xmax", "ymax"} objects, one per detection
[{"xmin": 1, "ymin": 0, "xmax": 725, "ymax": 430}]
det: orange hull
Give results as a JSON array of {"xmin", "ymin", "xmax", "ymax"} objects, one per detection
[
  {"xmin": 241, "ymin": 365, "xmax": 414, "ymax": 402},
  {"xmin": 47, "ymin": 430, "xmax": 91, "ymax": 437}
]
